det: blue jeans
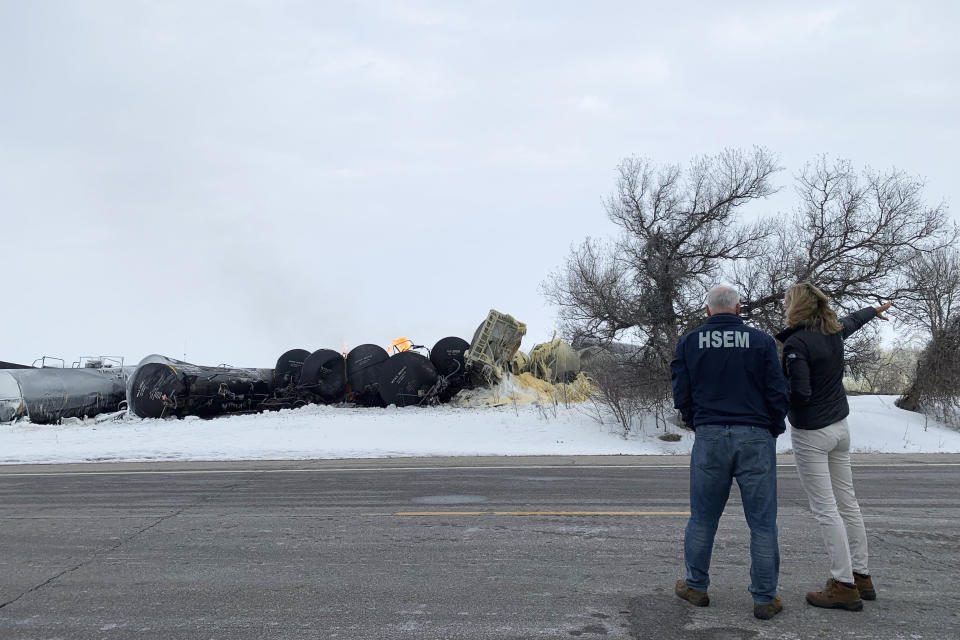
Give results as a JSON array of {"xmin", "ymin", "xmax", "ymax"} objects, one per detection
[{"xmin": 684, "ymin": 425, "xmax": 779, "ymax": 604}]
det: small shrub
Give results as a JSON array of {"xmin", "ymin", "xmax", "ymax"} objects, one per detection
[
  {"xmin": 580, "ymin": 345, "xmax": 672, "ymax": 437},
  {"xmin": 898, "ymin": 318, "xmax": 960, "ymax": 429}
]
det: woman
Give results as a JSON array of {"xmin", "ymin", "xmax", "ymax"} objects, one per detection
[{"xmin": 776, "ymin": 282, "xmax": 892, "ymax": 611}]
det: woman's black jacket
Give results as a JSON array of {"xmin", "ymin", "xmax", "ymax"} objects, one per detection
[{"xmin": 775, "ymin": 307, "xmax": 876, "ymax": 430}]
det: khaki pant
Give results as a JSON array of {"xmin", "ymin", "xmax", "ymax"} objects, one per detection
[{"xmin": 790, "ymin": 419, "xmax": 869, "ymax": 583}]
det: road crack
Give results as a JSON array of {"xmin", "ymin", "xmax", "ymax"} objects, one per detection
[
  {"xmin": 871, "ymin": 532, "xmax": 960, "ymax": 570},
  {"xmin": 0, "ymin": 508, "xmax": 184, "ymax": 611},
  {"xmin": 0, "ymin": 471, "xmax": 259, "ymax": 611}
]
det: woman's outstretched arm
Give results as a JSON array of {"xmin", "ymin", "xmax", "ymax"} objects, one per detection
[{"xmin": 840, "ymin": 301, "xmax": 892, "ymax": 339}]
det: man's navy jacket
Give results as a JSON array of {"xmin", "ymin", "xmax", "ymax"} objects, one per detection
[{"xmin": 670, "ymin": 313, "xmax": 790, "ymax": 436}]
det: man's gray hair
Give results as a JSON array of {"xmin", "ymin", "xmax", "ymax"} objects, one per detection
[{"xmin": 706, "ymin": 286, "xmax": 740, "ymax": 311}]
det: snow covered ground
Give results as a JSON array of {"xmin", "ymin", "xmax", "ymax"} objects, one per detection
[{"xmin": 0, "ymin": 395, "xmax": 957, "ymax": 465}]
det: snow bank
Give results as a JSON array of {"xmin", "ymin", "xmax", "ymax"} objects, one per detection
[{"xmin": 0, "ymin": 395, "xmax": 957, "ymax": 465}]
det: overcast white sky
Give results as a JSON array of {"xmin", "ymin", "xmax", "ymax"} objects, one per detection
[{"xmin": 1, "ymin": 1, "xmax": 957, "ymax": 368}]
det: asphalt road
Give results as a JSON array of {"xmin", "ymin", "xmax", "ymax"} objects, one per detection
[{"xmin": 0, "ymin": 454, "xmax": 958, "ymax": 639}]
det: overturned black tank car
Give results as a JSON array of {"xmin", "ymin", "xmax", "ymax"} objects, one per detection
[{"xmin": 127, "ymin": 355, "xmax": 273, "ymax": 419}]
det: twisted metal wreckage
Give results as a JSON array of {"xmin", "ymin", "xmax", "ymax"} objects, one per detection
[{"xmin": 1, "ymin": 310, "xmax": 595, "ymax": 424}]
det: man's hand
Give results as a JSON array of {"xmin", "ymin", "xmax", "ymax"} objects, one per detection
[{"xmin": 875, "ymin": 301, "xmax": 893, "ymax": 321}]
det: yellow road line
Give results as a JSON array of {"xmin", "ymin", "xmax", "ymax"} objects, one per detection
[
  {"xmin": 394, "ymin": 511, "xmax": 489, "ymax": 516},
  {"xmin": 388, "ymin": 510, "xmax": 690, "ymax": 517},
  {"xmin": 495, "ymin": 510, "xmax": 690, "ymax": 516}
]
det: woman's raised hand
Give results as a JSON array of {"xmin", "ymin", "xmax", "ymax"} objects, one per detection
[{"xmin": 875, "ymin": 301, "xmax": 893, "ymax": 321}]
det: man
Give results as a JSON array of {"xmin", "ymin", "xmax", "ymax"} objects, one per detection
[{"xmin": 670, "ymin": 285, "xmax": 790, "ymax": 620}]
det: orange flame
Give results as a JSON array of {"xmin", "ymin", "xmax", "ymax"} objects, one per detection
[{"xmin": 388, "ymin": 336, "xmax": 413, "ymax": 354}]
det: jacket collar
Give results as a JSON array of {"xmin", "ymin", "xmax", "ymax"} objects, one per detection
[
  {"xmin": 704, "ymin": 313, "xmax": 744, "ymax": 326},
  {"xmin": 775, "ymin": 323, "xmax": 804, "ymax": 343}
]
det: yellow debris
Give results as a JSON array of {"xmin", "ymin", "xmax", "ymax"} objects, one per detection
[
  {"xmin": 511, "ymin": 350, "xmax": 530, "ymax": 375},
  {"xmin": 450, "ymin": 372, "xmax": 596, "ymax": 407},
  {"xmin": 528, "ymin": 338, "xmax": 580, "ymax": 383},
  {"xmin": 559, "ymin": 373, "xmax": 597, "ymax": 403}
]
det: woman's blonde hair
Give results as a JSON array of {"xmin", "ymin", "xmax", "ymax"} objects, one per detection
[{"xmin": 784, "ymin": 282, "xmax": 843, "ymax": 334}]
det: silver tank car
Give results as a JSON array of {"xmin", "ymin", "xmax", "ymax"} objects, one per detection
[
  {"xmin": 0, "ymin": 364, "xmax": 133, "ymax": 424},
  {"xmin": 127, "ymin": 355, "xmax": 274, "ymax": 419}
]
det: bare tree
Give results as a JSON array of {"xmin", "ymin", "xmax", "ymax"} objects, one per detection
[
  {"xmin": 732, "ymin": 158, "xmax": 956, "ymax": 398},
  {"xmin": 736, "ymin": 156, "xmax": 955, "ymax": 334},
  {"xmin": 545, "ymin": 147, "xmax": 780, "ymax": 354},
  {"xmin": 895, "ymin": 246, "xmax": 960, "ymax": 337},
  {"xmin": 897, "ymin": 316, "xmax": 960, "ymax": 422},
  {"xmin": 544, "ymin": 148, "xmax": 781, "ymax": 419},
  {"xmin": 893, "ymin": 248, "xmax": 960, "ymax": 417}
]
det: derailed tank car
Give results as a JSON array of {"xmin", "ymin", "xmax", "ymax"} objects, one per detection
[
  {"xmin": 264, "ymin": 348, "xmax": 349, "ymax": 409},
  {"xmin": 376, "ymin": 351, "xmax": 439, "ymax": 407},
  {"xmin": 346, "ymin": 344, "xmax": 389, "ymax": 406},
  {"xmin": 464, "ymin": 310, "xmax": 526, "ymax": 385},
  {"xmin": 299, "ymin": 349, "xmax": 347, "ymax": 404},
  {"xmin": 273, "ymin": 349, "xmax": 311, "ymax": 390},
  {"xmin": 0, "ymin": 363, "xmax": 132, "ymax": 424},
  {"xmin": 127, "ymin": 355, "xmax": 273, "ymax": 419},
  {"xmin": 529, "ymin": 339, "xmax": 581, "ymax": 383},
  {"xmin": 430, "ymin": 337, "xmax": 470, "ymax": 401}
]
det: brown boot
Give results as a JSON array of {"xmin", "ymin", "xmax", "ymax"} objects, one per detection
[
  {"xmin": 854, "ymin": 572, "xmax": 876, "ymax": 600},
  {"xmin": 753, "ymin": 596, "xmax": 783, "ymax": 620},
  {"xmin": 806, "ymin": 578, "xmax": 863, "ymax": 611},
  {"xmin": 675, "ymin": 579, "xmax": 709, "ymax": 606}
]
